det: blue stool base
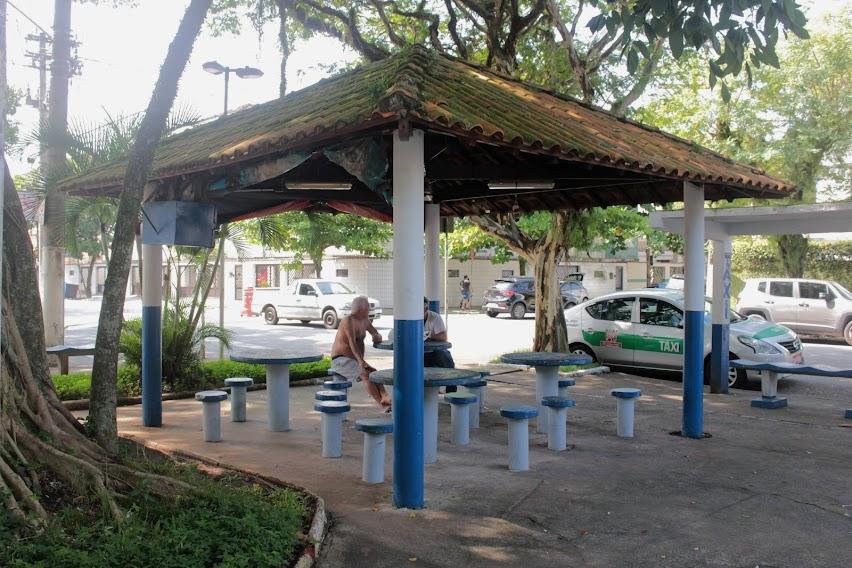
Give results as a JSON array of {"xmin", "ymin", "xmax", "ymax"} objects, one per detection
[{"xmin": 751, "ymin": 396, "xmax": 788, "ymax": 409}]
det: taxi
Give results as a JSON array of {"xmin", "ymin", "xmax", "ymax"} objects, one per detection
[{"xmin": 565, "ymin": 289, "xmax": 804, "ymax": 388}]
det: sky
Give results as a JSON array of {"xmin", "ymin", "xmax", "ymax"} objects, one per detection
[{"xmin": 4, "ymin": 0, "xmax": 849, "ymax": 180}]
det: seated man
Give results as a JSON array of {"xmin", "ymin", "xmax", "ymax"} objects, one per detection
[
  {"xmin": 422, "ymin": 297, "xmax": 457, "ymax": 391},
  {"xmin": 330, "ymin": 296, "xmax": 391, "ymax": 412}
]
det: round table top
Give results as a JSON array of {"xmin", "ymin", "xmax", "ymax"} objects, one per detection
[
  {"xmin": 373, "ymin": 340, "xmax": 452, "ymax": 353},
  {"xmin": 230, "ymin": 350, "xmax": 323, "ymax": 365},
  {"xmin": 501, "ymin": 351, "xmax": 592, "ymax": 367},
  {"xmin": 369, "ymin": 367, "xmax": 482, "ymax": 387}
]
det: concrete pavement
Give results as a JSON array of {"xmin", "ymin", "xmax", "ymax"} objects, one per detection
[{"xmin": 112, "ymin": 367, "xmax": 852, "ymax": 567}]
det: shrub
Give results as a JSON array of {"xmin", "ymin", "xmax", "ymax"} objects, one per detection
[
  {"xmin": 201, "ymin": 358, "xmax": 331, "ymax": 386},
  {"xmin": 52, "ymin": 372, "xmax": 92, "ymax": 400},
  {"xmin": 118, "ymin": 365, "xmax": 142, "ymax": 397}
]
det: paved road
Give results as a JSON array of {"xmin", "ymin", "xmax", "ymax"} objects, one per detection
[{"xmin": 63, "ymin": 297, "xmax": 852, "ymax": 400}]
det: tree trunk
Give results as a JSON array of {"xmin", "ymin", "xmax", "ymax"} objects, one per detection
[
  {"xmin": 774, "ymin": 234, "xmax": 808, "ymax": 278},
  {"xmin": 100, "ymin": 222, "xmax": 111, "ymax": 265},
  {"xmin": 277, "ymin": 0, "xmax": 292, "ymax": 97},
  {"xmin": 85, "ymin": 255, "xmax": 96, "ymax": 298},
  {"xmin": 518, "ymin": 256, "xmax": 527, "ymax": 276},
  {"xmin": 311, "ymin": 253, "xmax": 323, "ymax": 278},
  {"xmin": 531, "ymin": 214, "xmax": 570, "ymax": 352},
  {"xmin": 89, "ymin": 0, "xmax": 212, "ymax": 453}
]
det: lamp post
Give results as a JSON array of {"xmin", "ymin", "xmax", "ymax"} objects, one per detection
[{"xmin": 203, "ymin": 61, "xmax": 264, "ymax": 358}]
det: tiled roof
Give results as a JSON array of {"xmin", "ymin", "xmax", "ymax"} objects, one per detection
[{"xmin": 60, "ymin": 46, "xmax": 792, "ymax": 195}]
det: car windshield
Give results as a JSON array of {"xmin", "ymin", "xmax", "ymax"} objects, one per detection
[
  {"xmin": 316, "ymin": 282, "xmax": 353, "ymax": 294},
  {"xmin": 703, "ymin": 298, "xmax": 745, "ymax": 324},
  {"xmin": 830, "ymin": 282, "xmax": 852, "ymax": 301}
]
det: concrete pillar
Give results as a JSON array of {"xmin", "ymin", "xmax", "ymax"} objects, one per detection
[
  {"xmin": 682, "ymin": 182, "xmax": 705, "ymax": 438},
  {"xmin": 425, "ymin": 204, "xmax": 441, "ymax": 313},
  {"xmin": 710, "ymin": 239, "xmax": 732, "ymax": 394},
  {"xmin": 392, "ymin": 128, "xmax": 425, "ymax": 509},
  {"xmin": 141, "ymin": 241, "xmax": 163, "ymax": 427}
]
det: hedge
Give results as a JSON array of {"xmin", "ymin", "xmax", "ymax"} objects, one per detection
[
  {"xmin": 51, "ymin": 357, "xmax": 332, "ymax": 401},
  {"xmin": 732, "ymin": 237, "xmax": 852, "ymax": 289}
]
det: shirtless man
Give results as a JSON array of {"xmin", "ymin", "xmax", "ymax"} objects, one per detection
[{"xmin": 330, "ymin": 296, "xmax": 391, "ymax": 411}]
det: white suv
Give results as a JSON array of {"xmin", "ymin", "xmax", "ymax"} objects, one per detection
[{"xmin": 736, "ymin": 278, "xmax": 852, "ymax": 346}]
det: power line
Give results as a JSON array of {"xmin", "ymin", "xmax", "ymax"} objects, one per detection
[{"xmin": 7, "ymin": 1, "xmax": 50, "ymax": 38}]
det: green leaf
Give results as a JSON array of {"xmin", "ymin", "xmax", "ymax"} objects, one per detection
[
  {"xmin": 627, "ymin": 48, "xmax": 639, "ymax": 75},
  {"xmin": 669, "ymin": 29, "xmax": 684, "ymax": 59},
  {"xmin": 588, "ymin": 14, "xmax": 606, "ymax": 34},
  {"xmin": 720, "ymin": 81, "xmax": 731, "ymax": 104},
  {"xmin": 634, "ymin": 40, "xmax": 650, "ymax": 59}
]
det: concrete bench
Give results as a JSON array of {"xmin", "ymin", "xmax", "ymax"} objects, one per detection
[
  {"xmin": 46, "ymin": 344, "xmax": 95, "ymax": 375},
  {"xmin": 731, "ymin": 360, "xmax": 852, "ymax": 410},
  {"xmin": 446, "ymin": 392, "xmax": 477, "ymax": 445},
  {"xmin": 611, "ymin": 388, "xmax": 641, "ymax": 438},
  {"xmin": 463, "ymin": 379, "xmax": 488, "ymax": 429},
  {"xmin": 195, "ymin": 390, "xmax": 228, "ymax": 442},
  {"xmin": 224, "ymin": 377, "xmax": 253, "ymax": 422},
  {"xmin": 499, "ymin": 405, "xmax": 539, "ymax": 471},
  {"xmin": 541, "ymin": 396, "xmax": 576, "ymax": 451},
  {"xmin": 314, "ymin": 401, "xmax": 350, "ymax": 458},
  {"xmin": 355, "ymin": 418, "xmax": 393, "ymax": 484}
]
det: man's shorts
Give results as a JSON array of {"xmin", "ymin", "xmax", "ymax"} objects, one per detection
[{"xmin": 331, "ymin": 356, "xmax": 362, "ymax": 382}]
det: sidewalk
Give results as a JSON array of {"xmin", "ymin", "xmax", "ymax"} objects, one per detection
[{"xmin": 114, "ymin": 369, "xmax": 851, "ymax": 567}]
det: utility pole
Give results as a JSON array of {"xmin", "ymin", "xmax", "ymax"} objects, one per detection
[
  {"xmin": 24, "ymin": 32, "xmax": 50, "ymax": 139},
  {"xmin": 40, "ymin": 0, "xmax": 72, "ymax": 347}
]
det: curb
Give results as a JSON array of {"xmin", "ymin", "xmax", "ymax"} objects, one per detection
[
  {"xmin": 62, "ymin": 378, "xmax": 326, "ymax": 411},
  {"xmin": 123, "ymin": 435, "xmax": 329, "ymax": 568},
  {"xmin": 561, "ymin": 366, "xmax": 611, "ymax": 378}
]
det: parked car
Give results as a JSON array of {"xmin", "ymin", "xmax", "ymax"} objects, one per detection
[
  {"xmin": 560, "ymin": 274, "xmax": 589, "ymax": 308},
  {"xmin": 664, "ymin": 273, "xmax": 684, "ymax": 290},
  {"xmin": 483, "ymin": 277, "xmax": 536, "ymax": 319},
  {"xmin": 565, "ymin": 289, "xmax": 804, "ymax": 388},
  {"xmin": 735, "ymin": 278, "xmax": 852, "ymax": 346},
  {"xmin": 256, "ymin": 279, "xmax": 381, "ymax": 329}
]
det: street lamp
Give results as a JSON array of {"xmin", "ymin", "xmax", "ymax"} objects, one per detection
[{"xmin": 202, "ymin": 60, "xmax": 263, "ymax": 116}]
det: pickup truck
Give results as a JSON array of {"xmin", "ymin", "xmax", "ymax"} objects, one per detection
[{"xmin": 255, "ymin": 279, "xmax": 382, "ymax": 329}]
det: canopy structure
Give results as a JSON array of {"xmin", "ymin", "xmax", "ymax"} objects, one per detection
[
  {"xmin": 63, "ymin": 46, "xmax": 795, "ymax": 509},
  {"xmin": 60, "ymin": 46, "xmax": 792, "ymax": 219}
]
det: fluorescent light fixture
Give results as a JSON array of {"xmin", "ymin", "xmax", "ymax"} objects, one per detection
[
  {"xmin": 286, "ymin": 182, "xmax": 352, "ymax": 191},
  {"xmin": 488, "ymin": 181, "xmax": 555, "ymax": 191},
  {"xmin": 202, "ymin": 60, "xmax": 225, "ymax": 75}
]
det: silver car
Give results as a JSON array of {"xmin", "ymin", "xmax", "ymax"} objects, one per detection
[
  {"xmin": 735, "ymin": 278, "xmax": 852, "ymax": 346},
  {"xmin": 565, "ymin": 289, "xmax": 804, "ymax": 388}
]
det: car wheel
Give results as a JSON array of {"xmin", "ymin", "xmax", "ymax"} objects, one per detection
[
  {"xmin": 322, "ymin": 309, "xmax": 339, "ymax": 329},
  {"xmin": 300, "ymin": 320, "xmax": 311, "ymax": 325},
  {"xmin": 569, "ymin": 343, "xmax": 597, "ymax": 362},
  {"xmin": 263, "ymin": 306, "xmax": 279, "ymax": 325},
  {"xmin": 582, "ymin": 297, "xmax": 588, "ymax": 303},
  {"xmin": 564, "ymin": 301, "xmax": 576, "ymax": 310},
  {"xmin": 486, "ymin": 310, "xmax": 498, "ymax": 318},
  {"xmin": 844, "ymin": 319, "xmax": 852, "ymax": 347},
  {"xmin": 510, "ymin": 302, "xmax": 526, "ymax": 319},
  {"xmin": 703, "ymin": 354, "xmax": 747, "ymax": 389}
]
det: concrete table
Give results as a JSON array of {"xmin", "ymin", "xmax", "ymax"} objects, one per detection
[
  {"xmin": 230, "ymin": 350, "xmax": 323, "ymax": 432},
  {"xmin": 46, "ymin": 344, "xmax": 95, "ymax": 375},
  {"xmin": 370, "ymin": 367, "xmax": 481, "ymax": 463},
  {"xmin": 373, "ymin": 340, "xmax": 452, "ymax": 353},
  {"xmin": 501, "ymin": 352, "xmax": 592, "ymax": 433}
]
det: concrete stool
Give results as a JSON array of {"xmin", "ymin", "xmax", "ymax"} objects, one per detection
[
  {"xmin": 463, "ymin": 379, "xmax": 488, "ymax": 429},
  {"xmin": 314, "ymin": 401, "xmax": 350, "ymax": 458},
  {"xmin": 323, "ymin": 376, "xmax": 353, "ymax": 400},
  {"xmin": 611, "ymin": 388, "xmax": 642, "ymax": 438},
  {"xmin": 500, "ymin": 405, "xmax": 539, "ymax": 471},
  {"xmin": 355, "ymin": 418, "xmax": 393, "ymax": 484},
  {"xmin": 557, "ymin": 378, "xmax": 575, "ymax": 398},
  {"xmin": 195, "ymin": 390, "xmax": 228, "ymax": 442},
  {"xmin": 315, "ymin": 390, "xmax": 346, "ymax": 402},
  {"xmin": 541, "ymin": 397, "xmax": 576, "ymax": 451},
  {"xmin": 445, "ymin": 392, "xmax": 477, "ymax": 445},
  {"xmin": 477, "ymin": 371, "xmax": 491, "ymax": 412},
  {"xmin": 224, "ymin": 377, "xmax": 253, "ymax": 422}
]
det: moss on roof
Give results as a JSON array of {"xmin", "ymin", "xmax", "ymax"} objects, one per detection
[{"xmin": 60, "ymin": 45, "xmax": 792, "ymax": 194}]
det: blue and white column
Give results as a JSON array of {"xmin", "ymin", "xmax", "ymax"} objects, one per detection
[
  {"xmin": 141, "ymin": 238, "xmax": 163, "ymax": 427},
  {"xmin": 710, "ymin": 238, "xmax": 732, "ymax": 394},
  {"xmin": 682, "ymin": 181, "xmax": 705, "ymax": 438},
  {"xmin": 392, "ymin": 129, "xmax": 425, "ymax": 508},
  {"xmin": 425, "ymin": 203, "xmax": 441, "ymax": 313}
]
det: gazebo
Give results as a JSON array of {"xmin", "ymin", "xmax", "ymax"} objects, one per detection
[{"xmin": 60, "ymin": 45, "xmax": 794, "ymax": 508}]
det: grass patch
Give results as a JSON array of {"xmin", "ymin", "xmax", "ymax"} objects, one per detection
[
  {"xmin": 52, "ymin": 358, "xmax": 332, "ymax": 401},
  {"xmin": 0, "ymin": 449, "xmax": 310, "ymax": 567}
]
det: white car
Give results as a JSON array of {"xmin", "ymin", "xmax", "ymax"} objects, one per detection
[
  {"xmin": 258, "ymin": 279, "xmax": 382, "ymax": 329},
  {"xmin": 565, "ymin": 289, "xmax": 804, "ymax": 388}
]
